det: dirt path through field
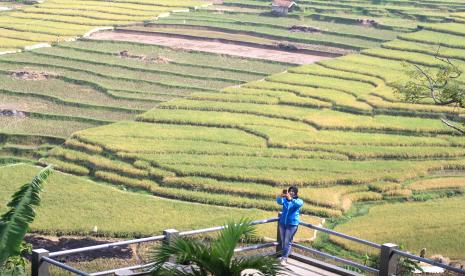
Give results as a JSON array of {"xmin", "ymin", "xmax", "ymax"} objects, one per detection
[{"xmin": 90, "ymin": 31, "xmax": 332, "ymax": 65}]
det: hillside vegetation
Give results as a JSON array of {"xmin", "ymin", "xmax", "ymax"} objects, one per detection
[
  {"xmin": 0, "ymin": 40, "xmax": 288, "ymax": 164},
  {"xmin": 1, "ymin": 0, "xmax": 464, "ymax": 261},
  {"xmin": 332, "ymin": 195, "xmax": 465, "ymax": 259},
  {"xmin": 0, "ymin": 163, "xmax": 324, "ymax": 239},
  {"xmin": 0, "ymin": 0, "xmax": 210, "ymax": 52},
  {"xmin": 46, "ymin": 15, "xmax": 465, "ymax": 219},
  {"xmin": 117, "ymin": 0, "xmax": 465, "ymax": 55}
]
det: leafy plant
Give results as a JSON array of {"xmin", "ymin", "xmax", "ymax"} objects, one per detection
[
  {"xmin": 396, "ymin": 246, "xmax": 424, "ymax": 276},
  {"xmin": 0, "ymin": 242, "xmax": 32, "ymax": 276},
  {"xmin": 393, "ymin": 48, "xmax": 464, "ymax": 134},
  {"xmin": 149, "ymin": 218, "xmax": 284, "ymax": 276},
  {"xmin": 0, "ymin": 165, "xmax": 52, "ymax": 270}
]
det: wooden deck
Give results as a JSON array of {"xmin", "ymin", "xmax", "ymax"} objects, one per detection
[{"xmin": 282, "ymin": 258, "xmax": 341, "ymax": 276}]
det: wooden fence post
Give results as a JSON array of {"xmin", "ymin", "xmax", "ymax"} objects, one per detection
[
  {"xmin": 379, "ymin": 243, "xmax": 399, "ymax": 276},
  {"xmin": 163, "ymin": 229, "xmax": 180, "ymax": 262},
  {"xmin": 276, "ymin": 212, "xmax": 282, "ymax": 256},
  {"xmin": 32, "ymin": 248, "xmax": 50, "ymax": 276}
]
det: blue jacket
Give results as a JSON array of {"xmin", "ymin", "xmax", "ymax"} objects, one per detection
[{"xmin": 277, "ymin": 196, "xmax": 304, "ymax": 226}]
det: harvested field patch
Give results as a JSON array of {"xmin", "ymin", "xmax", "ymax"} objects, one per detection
[
  {"xmin": 9, "ymin": 68, "xmax": 57, "ymax": 81},
  {"xmin": 116, "ymin": 50, "xmax": 172, "ymax": 64},
  {"xmin": 0, "ymin": 109, "xmax": 26, "ymax": 118},
  {"xmin": 25, "ymin": 235, "xmax": 133, "ymax": 262},
  {"xmin": 289, "ymin": 25, "xmax": 322, "ymax": 33},
  {"xmin": 90, "ymin": 31, "xmax": 332, "ymax": 65}
]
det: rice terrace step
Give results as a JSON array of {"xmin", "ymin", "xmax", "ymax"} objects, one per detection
[{"xmin": 0, "ymin": 0, "xmax": 465, "ymax": 274}]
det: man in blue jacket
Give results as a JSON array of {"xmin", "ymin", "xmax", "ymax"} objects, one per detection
[{"xmin": 276, "ymin": 186, "xmax": 304, "ymax": 265}]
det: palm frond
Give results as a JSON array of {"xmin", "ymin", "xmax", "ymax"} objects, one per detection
[
  {"xmin": 211, "ymin": 218, "xmax": 256, "ymax": 269},
  {"xmin": 150, "ymin": 218, "xmax": 282, "ymax": 276},
  {"xmin": 0, "ymin": 166, "xmax": 52, "ymax": 266},
  {"xmin": 151, "ymin": 238, "xmax": 211, "ymax": 276},
  {"xmin": 151, "ymin": 264, "xmax": 205, "ymax": 276},
  {"xmin": 231, "ymin": 255, "xmax": 285, "ymax": 276}
]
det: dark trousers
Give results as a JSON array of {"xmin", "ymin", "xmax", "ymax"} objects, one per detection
[{"xmin": 279, "ymin": 223, "xmax": 298, "ymax": 258}]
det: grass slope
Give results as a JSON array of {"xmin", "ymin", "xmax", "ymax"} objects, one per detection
[
  {"xmin": 332, "ymin": 196, "xmax": 465, "ymax": 259},
  {"xmin": 0, "ymin": 163, "xmax": 322, "ymax": 239},
  {"xmin": 0, "ymin": 0, "xmax": 209, "ymax": 50}
]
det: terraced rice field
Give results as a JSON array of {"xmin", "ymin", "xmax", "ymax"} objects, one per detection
[
  {"xmin": 0, "ymin": 0, "xmax": 213, "ymax": 52},
  {"xmin": 332, "ymin": 195, "xmax": 465, "ymax": 259},
  {"xmin": 0, "ymin": 39, "xmax": 289, "ymax": 163},
  {"xmin": 1, "ymin": 0, "xmax": 465, "ymax": 262},
  {"xmin": 46, "ymin": 18, "xmax": 465, "ymax": 220},
  {"xmin": 0, "ymin": 163, "xmax": 324, "ymax": 239},
  {"xmin": 112, "ymin": 0, "xmax": 464, "ymax": 56}
]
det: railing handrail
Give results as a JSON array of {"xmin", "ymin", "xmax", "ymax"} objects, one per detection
[
  {"xmin": 33, "ymin": 216, "xmax": 465, "ymax": 276},
  {"xmin": 49, "ymin": 235, "xmax": 166, "ymax": 258},
  {"xmin": 393, "ymin": 249, "xmax": 465, "ymax": 275},
  {"xmin": 179, "ymin": 217, "xmax": 279, "ymax": 236},
  {"xmin": 49, "ymin": 217, "xmax": 279, "ymax": 258},
  {"xmin": 291, "ymin": 243, "xmax": 379, "ymax": 274},
  {"xmin": 41, "ymin": 257, "xmax": 90, "ymax": 276},
  {"xmin": 299, "ymin": 221, "xmax": 382, "ymax": 249}
]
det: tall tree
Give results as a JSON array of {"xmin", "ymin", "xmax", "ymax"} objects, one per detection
[{"xmin": 393, "ymin": 49, "xmax": 464, "ymax": 134}]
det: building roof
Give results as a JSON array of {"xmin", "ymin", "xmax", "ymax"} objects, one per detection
[{"xmin": 272, "ymin": 0, "xmax": 295, "ymax": 8}]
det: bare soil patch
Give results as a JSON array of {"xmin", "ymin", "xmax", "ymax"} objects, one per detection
[
  {"xmin": 90, "ymin": 31, "xmax": 333, "ymax": 65},
  {"xmin": 9, "ymin": 68, "xmax": 57, "ymax": 81},
  {"xmin": 0, "ymin": 109, "xmax": 26, "ymax": 118},
  {"xmin": 25, "ymin": 235, "xmax": 133, "ymax": 262},
  {"xmin": 289, "ymin": 25, "xmax": 322, "ymax": 33},
  {"xmin": 357, "ymin": 18, "xmax": 378, "ymax": 27},
  {"xmin": 117, "ymin": 50, "xmax": 172, "ymax": 64}
]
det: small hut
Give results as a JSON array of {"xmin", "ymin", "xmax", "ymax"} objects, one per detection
[{"xmin": 271, "ymin": 0, "xmax": 296, "ymax": 16}]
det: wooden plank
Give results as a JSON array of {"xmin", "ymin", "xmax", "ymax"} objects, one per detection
[{"xmin": 281, "ymin": 258, "xmax": 341, "ymax": 276}]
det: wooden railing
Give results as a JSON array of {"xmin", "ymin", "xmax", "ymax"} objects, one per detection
[{"xmin": 31, "ymin": 215, "xmax": 465, "ymax": 276}]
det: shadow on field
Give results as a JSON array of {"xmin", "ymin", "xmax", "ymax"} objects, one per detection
[{"xmin": 25, "ymin": 235, "xmax": 133, "ymax": 262}]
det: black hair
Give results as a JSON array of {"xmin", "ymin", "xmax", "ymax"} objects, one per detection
[{"xmin": 288, "ymin": 186, "xmax": 298, "ymax": 198}]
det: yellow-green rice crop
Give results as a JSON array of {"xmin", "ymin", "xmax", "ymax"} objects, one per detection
[
  {"xmin": 39, "ymin": 157, "xmax": 90, "ymax": 175},
  {"xmin": 87, "ymin": 120, "xmax": 264, "ymax": 144},
  {"xmin": 266, "ymin": 73, "xmax": 375, "ymax": 96},
  {"xmin": 382, "ymin": 40, "xmax": 465, "ymax": 61},
  {"xmin": 400, "ymin": 31, "xmax": 465, "ymax": 50},
  {"xmin": 345, "ymin": 191, "xmax": 383, "ymax": 203},
  {"xmin": 8, "ymin": 11, "xmax": 134, "ymax": 26},
  {"xmin": 0, "ymin": 28, "xmax": 67, "ymax": 42},
  {"xmin": 332, "ymin": 196, "xmax": 465, "ymax": 259},
  {"xmin": 0, "ymin": 117, "xmax": 99, "ymax": 138},
  {"xmin": 363, "ymin": 95, "xmax": 459, "ymax": 114},
  {"xmin": 420, "ymin": 22, "xmax": 465, "ymax": 36},
  {"xmin": 242, "ymin": 81, "xmax": 372, "ymax": 112},
  {"xmin": 0, "ymin": 163, "xmax": 284, "ymax": 237},
  {"xmin": 408, "ymin": 177, "xmax": 465, "ymax": 191},
  {"xmin": 25, "ymin": 9, "xmax": 465, "ymax": 228},
  {"xmin": 288, "ymin": 64, "xmax": 383, "ymax": 87},
  {"xmin": 19, "ymin": 7, "xmax": 153, "ymax": 22},
  {"xmin": 0, "ymin": 0, "xmax": 210, "ymax": 49}
]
